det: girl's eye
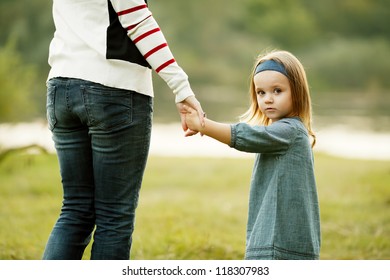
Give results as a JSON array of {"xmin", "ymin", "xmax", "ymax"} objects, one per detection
[
  {"xmin": 274, "ymin": 88, "xmax": 282, "ymax": 94},
  {"xmin": 257, "ymin": 90, "xmax": 265, "ymax": 96}
]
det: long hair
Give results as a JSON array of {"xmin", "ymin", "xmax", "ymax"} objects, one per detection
[{"xmin": 241, "ymin": 50, "xmax": 316, "ymax": 147}]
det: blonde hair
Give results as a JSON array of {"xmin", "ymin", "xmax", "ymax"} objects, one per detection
[{"xmin": 241, "ymin": 50, "xmax": 316, "ymax": 147}]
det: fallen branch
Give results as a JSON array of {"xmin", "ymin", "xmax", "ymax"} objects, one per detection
[{"xmin": 0, "ymin": 144, "xmax": 48, "ymax": 163}]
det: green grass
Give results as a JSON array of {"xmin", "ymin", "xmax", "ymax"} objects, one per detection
[{"xmin": 0, "ymin": 151, "xmax": 389, "ymax": 260}]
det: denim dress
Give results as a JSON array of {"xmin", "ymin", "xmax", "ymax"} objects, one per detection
[{"xmin": 230, "ymin": 117, "xmax": 321, "ymax": 260}]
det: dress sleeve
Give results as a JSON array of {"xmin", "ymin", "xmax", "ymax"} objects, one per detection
[
  {"xmin": 230, "ymin": 119, "xmax": 299, "ymax": 154},
  {"xmin": 109, "ymin": 0, "xmax": 194, "ymax": 102}
]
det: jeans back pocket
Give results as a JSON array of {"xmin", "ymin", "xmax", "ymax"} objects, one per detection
[{"xmin": 82, "ymin": 85, "xmax": 133, "ymax": 131}]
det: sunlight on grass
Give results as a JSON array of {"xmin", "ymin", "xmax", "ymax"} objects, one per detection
[{"xmin": 0, "ymin": 152, "xmax": 389, "ymax": 259}]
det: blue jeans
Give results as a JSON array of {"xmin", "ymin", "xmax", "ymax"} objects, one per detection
[{"xmin": 43, "ymin": 78, "xmax": 153, "ymax": 260}]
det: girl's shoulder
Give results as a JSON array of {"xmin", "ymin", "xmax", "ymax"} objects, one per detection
[{"xmin": 274, "ymin": 117, "xmax": 308, "ymax": 136}]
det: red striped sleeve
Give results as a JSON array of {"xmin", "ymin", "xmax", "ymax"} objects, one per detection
[
  {"xmin": 125, "ymin": 15, "xmax": 152, "ymax": 31},
  {"xmin": 117, "ymin": 4, "xmax": 147, "ymax": 16},
  {"xmin": 133, "ymin": 28, "xmax": 161, "ymax": 44},
  {"xmin": 156, "ymin": 59, "xmax": 176, "ymax": 73},
  {"xmin": 144, "ymin": 43, "xmax": 168, "ymax": 59}
]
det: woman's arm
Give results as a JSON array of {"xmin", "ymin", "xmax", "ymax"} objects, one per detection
[
  {"xmin": 110, "ymin": 0, "xmax": 204, "ymax": 130},
  {"xmin": 110, "ymin": 0, "xmax": 193, "ymax": 102}
]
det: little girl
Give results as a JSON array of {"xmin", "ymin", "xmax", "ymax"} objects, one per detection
[{"xmin": 184, "ymin": 50, "xmax": 321, "ymax": 260}]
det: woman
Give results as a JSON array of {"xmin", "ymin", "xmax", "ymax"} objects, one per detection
[{"xmin": 43, "ymin": 0, "xmax": 204, "ymax": 260}]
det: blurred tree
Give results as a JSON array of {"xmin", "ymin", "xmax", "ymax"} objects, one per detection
[
  {"xmin": 0, "ymin": 39, "xmax": 37, "ymax": 122},
  {"xmin": 242, "ymin": 0, "xmax": 320, "ymax": 49},
  {"xmin": 0, "ymin": 0, "xmax": 53, "ymax": 67},
  {"xmin": 302, "ymin": 0, "xmax": 390, "ymax": 40},
  {"xmin": 304, "ymin": 38, "xmax": 390, "ymax": 91},
  {"xmin": 0, "ymin": 0, "xmax": 389, "ymax": 121}
]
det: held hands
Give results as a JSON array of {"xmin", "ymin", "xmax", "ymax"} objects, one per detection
[
  {"xmin": 181, "ymin": 103, "xmax": 232, "ymax": 145},
  {"xmin": 182, "ymin": 105, "xmax": 204, "ymax": 137},
  {"xmin": 176, "ymin": 96, "xmax": 205, "ymax": 136}
]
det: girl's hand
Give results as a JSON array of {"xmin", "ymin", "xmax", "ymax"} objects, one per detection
[
  {"xmin": 183, "ymin": 105, "xmax": 202, "ymax": 136},
  {"xmin": 183, "ymin": 106, "xmax": 231, "ymax": 145},
  {"xmin": 176, "ymin": 96, "xmax": 205, "ymax": 137}
]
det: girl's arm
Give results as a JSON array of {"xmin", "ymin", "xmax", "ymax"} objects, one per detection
[
  {"xmin": 184, "ymin": 106, "xmax": 301, "ymax": 154},
  {"xmin": 199, "ymin": 119, "xmax": 232, "ymax": 146},
  {"xmin": 184, "ymin": 106, "xmax": 231, "ymax": 145}
]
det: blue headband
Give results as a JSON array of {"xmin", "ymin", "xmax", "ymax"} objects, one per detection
[{"xmin": 254, "ymin": 59, "xmax": 288, "ymax": 77}]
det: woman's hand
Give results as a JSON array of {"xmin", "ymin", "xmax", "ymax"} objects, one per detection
[
  {"xmin": 176, "ymin": 96, "xmax": 205, "ymax": 136},
  {"xmin": 182, "ymin": 105, "xmax": 232, "ymax": 145},
  {"xmin": 182, "ymin": 105, "xmax": 203, "ymax": 136}
]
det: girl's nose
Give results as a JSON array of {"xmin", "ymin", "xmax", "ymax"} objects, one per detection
[{"xmin": 264, "ymin": 93, "xmax": 273, "ymax": 103}]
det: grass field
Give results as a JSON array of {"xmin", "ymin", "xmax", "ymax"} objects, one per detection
[{"xmin": 0, "ymin": 150, "xmax": 389, "ymax": 260}]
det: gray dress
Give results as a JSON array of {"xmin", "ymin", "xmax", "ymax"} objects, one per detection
[{"xmin": 230, "ymin": 117, "xmax": 321, "ymax": 260}]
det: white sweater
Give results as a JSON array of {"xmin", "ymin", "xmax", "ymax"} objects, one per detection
[{"xmin": 48, "ymin": 0, "xmax": 195, "ymax": 103}]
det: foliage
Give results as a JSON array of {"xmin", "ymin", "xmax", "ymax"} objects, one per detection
[
  {"xmin": 0, "ymin": 152, "xmax": 389, "ymax": 260},
  {"xmin": 0, "ymin": 40, "xmax": 38, "ymax": 122},
  {"xmin": 0, "ymin": 0, "xmax": 389, "ymax": 122},
  {"xmin": 242, "ymin": 0, "xmax": 390, "ymax": 47}
]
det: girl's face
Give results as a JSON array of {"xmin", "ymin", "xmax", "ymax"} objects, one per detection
[{"xmin": 254, "ymin": 70, "xmax": 293, "ymax": 122}]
